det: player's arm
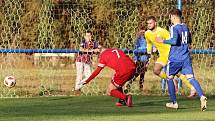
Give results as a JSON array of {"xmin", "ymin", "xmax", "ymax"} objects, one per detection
[
  {"xmin": 162, "ymin": 28, "xmax": 171, "ymax": 40},
  {"xmin": 75, "ymin": 66, "xmax": 103, "ymax": 90},
  {"xmin": 188, "ymin": 29, "xmax": 192, "ymax": 52},
  {"xmin": 156, "ymin": 26, "xmax": 178, "ymax": 45},
  {"xmin": 83, "ymin": 66, "xmax": 103, "ymax": 84},
  {"xmin": 81, "ymin": 55, "xmax": 106, "ymax": 85},
  {"xmin": 188, "ymin": 28, "xmax": 192, "ymax": 45}
]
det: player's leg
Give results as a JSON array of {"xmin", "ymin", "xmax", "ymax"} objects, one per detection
[
  {"xmin": 156, "ymin": 56, "xmax": 195, "ymax": 96},
  {"xmin": 153, "ymin": 56, "xmax": 167, "ymax": 79},
  {"xmin": 107, "ymin": 83, "xmax": 126, "ymax": 100},
  {"xmin": 74, "ymin": 62, "xmax": 83, "ymax": 95},
  {"xmin": 166, "ymin": 76, "xmax": 178, "ymax": 109},
  {"xmin": 124, "ymin": 61, "xmax": 140, "ymax": 93},
  {"xmin": 175, "ymin": 78, "xmax": 183, "ymax": 95},
  {"xmin": 115, "ymin": 87, "xmax": 126, "ymax": 106},
  {"xmin": 186, "ymin": 74, "xmax": 207, "ymax": 111},
  {"xmin": 83, "ymin": 63, "xmax": 92, "ymax": 80},
  {"xmin": 153, "ymin": 62, "xmax": 167, "ymax": 78},
  {"xmin": 139, "ymin": 61, "xmax": 147, "ymax": 91},
  {"xmin": 186, "ymin": 74, "xmax": 203, "ymax": 97},
  {"xmin": 177, "ymin": 73, "xmax": 196, "ymax": 97},
  {"xmin": 160, "ymin": 78, "xmax": 167, "ymax": 93},
  {"xmin": 154, "ymin": 58, "xmax": 169, "ymax": 94},
  {"xmin": 165, "ymin": 61, "xmax": 181, "ymax": 109},
  {"xmin": 182, "ymin": 58, "xmax": 207, "ymax": 111},
  {"xmin": 108, "ymin": 69, "xmax": 135, "ymax": 107},
  {"xmin": 75, "ymin": 62, "xmax": 83, "ymax": 90},
  {"xmin": 173, "ymin": 77, "xmax": 179, "ymax": 94},
  {"xmin": 107, "ymin": 82, "xmax": 132, "ymax": 107},
  {"xmin": 160, "ymin": 67, "xmax": 167, "ymax": 93}
]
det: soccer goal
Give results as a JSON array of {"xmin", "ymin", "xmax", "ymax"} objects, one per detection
[{"xmin": 0, "ymin": 0, "xmax": 214, "ymax": 97}]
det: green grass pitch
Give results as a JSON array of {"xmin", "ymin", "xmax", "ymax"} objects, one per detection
[{"xmin": 0, "ymin": 95, "xmax": 215, "ymax": 121}]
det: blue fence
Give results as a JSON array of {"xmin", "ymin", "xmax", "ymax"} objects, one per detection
[{"xmin": 0, "ymin": 49, "xmax": 214, "ymax": 54}]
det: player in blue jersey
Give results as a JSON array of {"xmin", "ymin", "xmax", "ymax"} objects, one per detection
[
  {"xmin": 133, "ymin": 29, "xmax": 149, "ymax": 90},
  {"xmin": 156, "ymin": 9, "xmax": 207, "ymax": 111},
  {"xmin": 124, "ymin": 29, "xmax": 149, "ymax": 94}
]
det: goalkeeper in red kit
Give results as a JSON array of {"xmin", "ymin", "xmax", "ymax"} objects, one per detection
[{"xmin": 77, "ymin": 46, "xmax": 136, "ymax": 107}]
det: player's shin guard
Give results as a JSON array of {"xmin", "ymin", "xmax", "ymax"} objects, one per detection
[
  {"xmin": 167, "ymin": 79, "xmax": 177, "ymax": 104},
  {"xmin": 110, "ymin": 89, "xmax": 126, "ymax": 100},
  {"xmin": 179, "ymin": 75, "xmax": 193, "ymax": 89},
  {"xmin": 188, "ymin": 78, "xmax": 204, "ymax": 97},
  {"xmin": 159, "ymin": 70, "xmax": 167, "ymax": 79}
]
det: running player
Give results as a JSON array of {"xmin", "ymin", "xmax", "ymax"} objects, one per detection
[
  {"xmin": 145, "ymin": 16, "xmax": 196, "ymax": 97},
  {"xmin": 156, "ymin": 9, "xmax": 207, "ymax": 111}
]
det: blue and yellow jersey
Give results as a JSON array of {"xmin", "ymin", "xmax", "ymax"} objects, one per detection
[{"xmin": 144, "ymin": 27, "xmax": 170, "ymax": 65}]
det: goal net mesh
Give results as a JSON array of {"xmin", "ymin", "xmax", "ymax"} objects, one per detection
[{"xmin": 0, "ymin": 0, "xmax": 214, "ymax": 97}]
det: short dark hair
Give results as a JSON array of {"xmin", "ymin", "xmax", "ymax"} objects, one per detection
[
  {"xmin": 146, "ymin": 16, "xmax": 156, "ymax": 22},
  {"xmin": 86, "ymin": 30, "xmax": 92, "ymax": 34},
  {"xmin": 169, "ymin": 9, "xmax": 182, "ymax": 17},
  {"xmin": 139, "ymin": 26, "xmax": 146, "ymax": 30}
]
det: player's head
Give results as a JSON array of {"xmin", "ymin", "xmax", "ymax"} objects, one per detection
[
  {"xmin": 146, "ymin": 16, "xmax": 157, "ymax": 31},
  {"xmin": 136, "ymin": 26, "xmax": 146, "ymax": 37},
  {"xmin": 169, "ymin": 9, "xmax": 182, "ymax": 24},
  {"xmin": 85, "ymin": 30, "xmax": 92, "ymax": 41}
]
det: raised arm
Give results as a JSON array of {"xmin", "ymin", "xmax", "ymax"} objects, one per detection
[{"xmin": 156, "ymin": 26, "xmax": 178, "ymax": 45}]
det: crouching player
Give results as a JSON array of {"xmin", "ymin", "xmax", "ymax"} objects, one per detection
[{"xmin": 76, "ymin": 46, "xmax": 136, "ymax": 107}]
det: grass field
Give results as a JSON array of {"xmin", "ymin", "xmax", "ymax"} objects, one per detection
[{"xmin": 0, "ymin": 95, "xmax": 215, "ymax": 121}]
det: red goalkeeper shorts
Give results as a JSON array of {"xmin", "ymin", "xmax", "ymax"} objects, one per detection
[{"xmin": 111, "ymin": 68, "xmax": 135, "ymax": 88}]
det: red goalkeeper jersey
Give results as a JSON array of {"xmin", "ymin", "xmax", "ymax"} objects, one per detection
[{"xmin": 98, "ymin": 48, "xmax": 136, "ymax": 75}]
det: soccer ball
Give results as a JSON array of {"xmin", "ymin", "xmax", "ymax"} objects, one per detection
[{"xmin": 4, "ymin": 76, "xmax": 16, "ymax": 88}]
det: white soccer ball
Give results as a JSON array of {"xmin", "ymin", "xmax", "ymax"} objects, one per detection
[{"xmin": 4, "ymin": 76, "xmax": 16, "ymax": 88}]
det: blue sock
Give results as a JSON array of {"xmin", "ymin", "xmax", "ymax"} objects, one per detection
[
  {"xmin": 161, "ymin": 79, "xmax": 167, "ymax": 91},
  {"xmin": 177, "ymin": 78, "xmax": 183, "ymax": 88},
  {"xmin": 167, "ymin": 79, "xmax": 177, "ymax": 103},
  {"xmin": 188, "ymin": 78, "xmax": 203, "ymax": 97}
]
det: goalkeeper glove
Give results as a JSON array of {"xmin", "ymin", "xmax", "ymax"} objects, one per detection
[{"xmin": 75, "ymin": 79, "xmax": 87, "ymax": 90}]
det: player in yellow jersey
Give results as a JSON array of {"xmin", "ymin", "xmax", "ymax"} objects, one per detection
[{"xmin": 144, "ymin": 16, "xmax": 196, "ymax": 97}]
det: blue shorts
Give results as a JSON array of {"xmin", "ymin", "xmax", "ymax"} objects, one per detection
[{"xmin": 166, "ymin": 57, "xmax": 194, "ymax": 76}]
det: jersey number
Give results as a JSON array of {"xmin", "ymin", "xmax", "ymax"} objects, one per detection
[
  {"xmin": 112, "ymin": 49, "xmax": 120, "ymax": 58},
  {"xmin": 181, "ymin": 31, "xmax": 188, "ymax": 44}
]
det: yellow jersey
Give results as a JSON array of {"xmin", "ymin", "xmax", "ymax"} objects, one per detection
[{"xmin": 144, "ymin": 27, "xmax": 170, "ymax": 65}]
